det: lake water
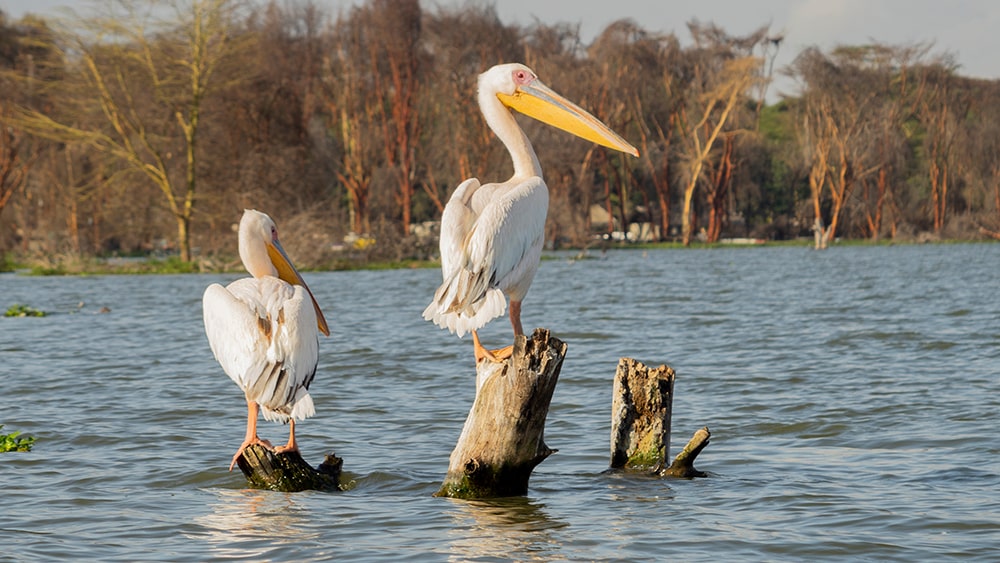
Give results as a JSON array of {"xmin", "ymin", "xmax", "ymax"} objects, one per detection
[{"xmin": 2, "ymin": 244, "xmax": 998, "ymax": 561}]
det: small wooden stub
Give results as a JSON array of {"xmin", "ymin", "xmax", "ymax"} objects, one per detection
[
  {"xmin": 609, "ymin": 357, "xmax": 709, "ymax": 477},
  {"xmin": 436, "ymin": 328, "xmax": 566, "ymax": 499},
  {"xmin": 610, "ymin": 357, "xmax": 675, "ymax": 470},
  {"xmin": 660, "ymin": 427, "xmax": 710, "ymax": 478},
  {"xmin": 236, "ymin": 444, "xmax": 343, "ymax": 492}
]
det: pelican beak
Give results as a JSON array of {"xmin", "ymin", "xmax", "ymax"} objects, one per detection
[
  {"xmin": 497, "ymin": 80, "xmax": 639, "ymax": 157},
  {"xmin": 266, "ymin": 240, "xmax": 330, "ymax": 337}
]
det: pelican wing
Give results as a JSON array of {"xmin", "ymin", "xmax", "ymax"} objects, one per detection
[
  {"xmin": 424, "ymin": 177, "xmax": 547, "ymax": 336},
  {"xmin": 438, "ymin": 177, "xmax": 481, "ymax": 277},
  {"xmin": 203, "ymin": 277, "xmax": 318, "ymax": 422},
  {"xmin": 465, "ymin": 177, "xmax": 548, "ymax": 297}
]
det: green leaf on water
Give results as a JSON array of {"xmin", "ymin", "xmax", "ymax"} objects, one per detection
[{"xmin": 0, "ymin": 425, "xmax": 35, "ymax": 452}]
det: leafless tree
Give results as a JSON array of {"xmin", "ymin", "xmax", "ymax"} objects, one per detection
[
  {"xmin": 14, "ymin": 0, "xmax": 250, "ymax": 261},
  {"xmin": 676, "ymin": 52, "xmax": 760, "ymax": 245}
]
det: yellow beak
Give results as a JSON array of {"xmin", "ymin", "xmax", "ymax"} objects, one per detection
[
  {"xmin": 267, "ymin": 240, "xmax": 330, "ymax": 337},
  {"xmin": 497, "ymin": 81, "xmax": 639, "ymax": 157}
]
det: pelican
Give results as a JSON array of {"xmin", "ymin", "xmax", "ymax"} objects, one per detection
[
  {"xmin": 422, "ymin": 63, "xmax": 638, "ymax": 362},
  {"xmin": 203, "ymin": 209, "xmax": 330, "ymax": 470}
]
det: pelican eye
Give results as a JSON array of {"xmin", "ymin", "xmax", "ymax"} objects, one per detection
[{"xmin": 512, "ymin": 69, "xmax": 533, "ymax": 85}]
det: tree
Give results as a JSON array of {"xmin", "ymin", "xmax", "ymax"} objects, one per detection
[
  {"xmin": 14, "ymin": 0, "xmax": 248, "ymax": 262},
  {"xmin": 418, "ymin": 3, "xmax": 522, "ymax": 222},
  {"xmin": 916, "ymin": 65, "xmax": 968, "ymax": 234},
  {"xmin": 792, "ymin": 46, "xmax": 890, "ymax": 248},
  {"xmin": 324, "ymin": 46, "xmax": 375, "ymax": 235},
  {"xmin": 673, "ymin": 22, "xmax": 767, "ymax": 246},
  {"xmin": 676, "ymin": 53, "xmax": 759, "ymax": 245},
  {"xmin": 362, "ymin": 0, "xmax": 422, "ymax": 234},
  {"xmin": 590, "ymin": 20, "xmax": 680, "ymax": 242},
  {"xmin": 703, "ymin": 132, "xmax": 735, "ymax": 242},
  {"xmin": 0, "ymin": 13, "xmax": 56, "ymax": 251},
  {"xmin": 0, "ymin": 102, "xmax": 35, "ymax": 225},
  {"xmin": 959, "ymin": 80, "xmax": 1000, "ymax": 235},
  {"xmin": 855, "ymin": 44, "xmax": 928, "ymax": 241}
]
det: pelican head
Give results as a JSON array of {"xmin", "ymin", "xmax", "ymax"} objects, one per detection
[
  {"xmin": 239, "ymin": 209, "xmax": 329, "ymax": 336},
  {"xmin": 480, "ymin": 63, "xmax": 639, "ymax": 157}
]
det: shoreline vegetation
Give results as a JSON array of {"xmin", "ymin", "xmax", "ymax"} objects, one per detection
[
  {"xmin": 5, "ymin": 1, "xmax": 1000, "ymax": 264},
  {"xmin": 1, "ymin": 238, "xmax": 993, "ymax": 277}
]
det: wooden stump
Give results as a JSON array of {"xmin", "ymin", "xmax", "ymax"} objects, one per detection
[
  {"xmin": 236, "ymin": 444, "xmax": 343, "ymax": 492},
  {"xmin": 610, "ymin": 358, "xmax": 675, "ymax": 470},
  {"xmin": 436, "ymin": 328, "xmax": 566, "ymax": 499},
  {"xmin": 609, "ymin": 357, "xmax": 709, "ymax": 477}
]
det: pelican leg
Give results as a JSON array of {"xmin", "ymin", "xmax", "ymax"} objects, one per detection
[
  {"xmin": 473, "ymin": 330, "xmax": 515, "ymax": 363},
  {"xmin": 473, "ymin": 330, "xmax": 497, "ymax": 363},
  {"xmin": 273, "ymin": 419, "xmax": 299, "ymax": 455},
  {"xmin": 509, "ymin": 300, "xmax": 524, "ymax": 336},
  {"xmin": 230, "ymin": 399, "xmax": 273, "ymax": 471},
  {"xmin": 489, "ymin": 344, "xmax": 514, "ymax": 361},
  {"xmin": 484, "ymin": 300, "xmax": 522, "ymax": 360},
  {"xmin": 470, "ymin": 302, "xmax": 523, "ymax": 363}
]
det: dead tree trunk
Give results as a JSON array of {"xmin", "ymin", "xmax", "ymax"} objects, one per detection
[
  {"xmin": 611, "ymin": 358, "xmax": 675, "ymax": 469},
  {"xmin": 236, "ymin": 444, "xmax": 343, "ymax": 492},
  {"xmin": 610, "ymin": 357, "xmax": 709, "ymax": 477},
  {"xmin": 436, "ymin": 329, "xmax": 566, "ymax": 499}
]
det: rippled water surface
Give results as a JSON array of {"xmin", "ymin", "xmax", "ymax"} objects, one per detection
[{"xmin": 2, "ymin": 244, "xmax": 999, "ymax": 561}]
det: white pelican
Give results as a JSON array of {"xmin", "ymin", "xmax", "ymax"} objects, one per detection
[
  {"xmin": 422, "ymin": 63, "xmax": 638, "ymax": 362},
  {"xmin": 203, "ymin": 209, "xmax": 329, "ymax": 470}
]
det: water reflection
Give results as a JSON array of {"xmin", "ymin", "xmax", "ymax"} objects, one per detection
[
  {"xmin": 445, "ymin": 497, "xmax": 567, "ymax": 562},
  {"xmin": 602, "ymin": 472, "xmax": 677, "ymax": 504},
  {"xmin": 192, "ymin": 489, "xmax": 317, "ymax": 559}
]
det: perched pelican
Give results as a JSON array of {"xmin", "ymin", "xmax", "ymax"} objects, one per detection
[
  {"xmin": 422, "ymin": 63, "xmax": 638, "ymax": 362},
  {"xmin": 203, "ymin": 209, "xmax": 329, "ymax": 470}
]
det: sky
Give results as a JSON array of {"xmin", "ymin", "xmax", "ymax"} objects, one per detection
[{"xmin": 5, "ymin": 0, "xmax": 1000, "ymax": 99}]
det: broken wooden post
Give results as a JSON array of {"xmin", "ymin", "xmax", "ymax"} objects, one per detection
[
  {"xmin": 236, "ymin": 444, "xmax": 343, "ymax": 492},
  {"xmin": 611, "ymin": 357, "xmax": 675, "ymax": 470},
  {"xmin": 609, "ymin": 357, "xmax": 710, "ymax": 477},
  {"xmin": 436, "ymin": 328, "xmax": 566, "ymax": 499}
]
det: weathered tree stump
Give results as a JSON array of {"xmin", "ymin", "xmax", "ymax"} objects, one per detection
[
  {"xmin": 610, "ymin": 357, "xmax": 709, "ymax": 477},
  {"xmin": 436, "ymin": 328, "xmax": 566, "ymax": 499},
  {"xmin": 236, "ymin": 444, "xmax": 343, "ymax": 492},
  {"xmin": 611, "ymin": 358, "xmax": 675, "ymax": 470}
]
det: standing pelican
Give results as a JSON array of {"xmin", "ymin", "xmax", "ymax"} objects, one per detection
[
  {"xmin": 203, "ymin": 209, "xmax": 329, "ymax": 470},
  {"xmin": 422, "ymin": 63, "xmax": 638, "ymax": 362}
]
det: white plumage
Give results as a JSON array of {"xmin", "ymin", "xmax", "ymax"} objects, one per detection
[
  {"xmin": 424, "ymin": 175, "xmax": 547, "ymax": 338},
  {"xmin": 203, "ymin": 209, "xmax": 328, "ymax": 470},
  {"xmin": 423, "ymin": 63, "xmax": 637, "ymax": 362},
  {"xmin": 203, "ymin": 277, "xmax": 317, "ymax": 422}
]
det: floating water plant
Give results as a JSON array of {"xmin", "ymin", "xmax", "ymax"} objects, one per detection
[
  {"xmin": 0, "ymin": 425, "xmax": 35, "ymax": 452},
  {"xmin": 4, "ymin": 304, "xmax": 46, "ymax": 317}
]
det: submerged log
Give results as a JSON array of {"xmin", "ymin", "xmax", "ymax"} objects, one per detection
[
  {"xmin": 236, "ymin": 444, "xmax": 343, "ymax": 492},
  {"xmin": 436, "ymin": 328, "xmax": 566, "ymax": 499},
  {"xmin": 610, "ymin": 358, "xmax": 675, "ymax": 470},
  {"xmin": 609, "ymin": 357, "xmax": 710, "ymax": 477}
]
